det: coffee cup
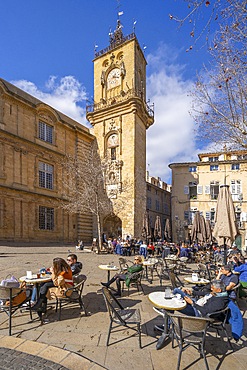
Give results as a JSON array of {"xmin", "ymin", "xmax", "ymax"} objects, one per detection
[{"xmin": 26, "ymin": 271, "xmax": 32, "ymax": 279}]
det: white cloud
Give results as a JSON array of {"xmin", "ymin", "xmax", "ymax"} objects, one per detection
[
  {"xmin": 11, "ymin": 76, "xmax": 88, "ymax": 125},
  {"xmin": 146, "ymin": 44, "xmax": 203, "ymax": 183}
]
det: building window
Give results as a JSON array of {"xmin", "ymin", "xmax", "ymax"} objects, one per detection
[
  {"xmin": 147, "ymin": 185, "xmax": 151, "ymax": 192},
  {"xmin": 237, "ymin": 154, "xmax": 247, "ymax": 160},
  {"xmin": 39, "ymin": 162, "xmax": 54, "ymax": 189},
  {"xmin": 39, "ymin": 121, "xmax": 53, "ymax": 144},
  {"xmin": 39, "ymin": 206, "xmax": 54, "ymax": 230},
  {"xmin": 209, "ymin": 156, "xmax": 219, "ymax": 162},
  {"xmin": 231, "ymin": 163, "xmax": 240, "ymax": 170},
  {"xmin": 155, "ymin": 200, "xmax": 160, "ymax": 211},
  {"xmin": 189, "ymin": 181, "xmax": 197, "ymax": 200},
  {"xmin": 210, "ymin": 181, "xmax": 219, "ymax": 200},
  {"xmin": 147, "ymin": 197, "xmax": 152, "ymax": 209},
  {"xmin": 189, "ymin": 166, "xmax": 197, "ymax": 172},
  {"xmin": 210, "ymin": 164, "xmax": 219, "ymax": 171},
  {"xmin": 231, "ymin": 180, "xmax": 241, "ymax": 200}
]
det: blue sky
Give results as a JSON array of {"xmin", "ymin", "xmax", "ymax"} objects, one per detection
[{"xmin": 0, "ymin": 0, "xmax": 214, "ymax": 182}]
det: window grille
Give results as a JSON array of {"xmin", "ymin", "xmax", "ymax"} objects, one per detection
[
  {"xmin": 39, "ymin": 206, "xmax": 54, "ymax": 230},
  {"xmin": 39, "ymin": 121, "xmax": 53, "ymax": 144},
  {"xmin": 39, "ymin": 162, "xmax": 54, "ymax": 189}
]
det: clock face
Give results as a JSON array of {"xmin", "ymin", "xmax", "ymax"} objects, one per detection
[{"xmin": 107, "ymin": 68, "xmax": 121, "ymax": 89}]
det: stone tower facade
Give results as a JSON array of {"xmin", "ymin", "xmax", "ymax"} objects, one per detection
[{"xmin": 86, "ymin": 21, "xmax": 154, "ymax": 239}]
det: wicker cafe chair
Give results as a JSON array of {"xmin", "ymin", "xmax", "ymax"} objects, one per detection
[
  {"xmin": 168, "ymin": 312, "xmax": 213, "ymax": 370},
  {"xmin": 101, "ymin": 287, "xmax": 142, "ymax": 348},
  {"xmin": 0, "ymin": 286, "xmax": 32, "ymax": 336},
  {"xmin": 55, "ymin": 274, "xmax": 87, "ymax": 320},
  {"xmin": 207, "ymin": 306, "xmax": 233, "ymax": 349}
]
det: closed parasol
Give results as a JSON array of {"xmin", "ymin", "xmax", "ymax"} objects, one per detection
[
  {"xmin": 141, "ymin": 211, "xmax": 151, "ymax": 243},
  {"xmin": 205, "ymin": 220, "xmax": 213, "ymax": 243},
  {"xmin": 191, "ymin": 211, "xmax": 204, "ymax": 243},
  {"xmin": 213, "ymin": 184, "xmax": 239, "ymax": 264},
  {"xmin": 164, "ymin": 218, "xmax": 171, "ymax": 242},
  {"xmin": 154, "ymin": 215, "xmax": 162, "ymax": 240}
]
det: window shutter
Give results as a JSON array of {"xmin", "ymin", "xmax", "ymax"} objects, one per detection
[
  {"xmin": 184, "ymin": 185, "xmax": 189, "ymax": 195},
  {"xmin": 205, "ymin": 185, "xmax": 210, "ymax": 194},
  {"xmin": 205, "ymin": 212, "xmax": 210, "ymax": 220},
  {"xmin": 197, "ymin": 185, "xmax": 203, "ymax": 194}
]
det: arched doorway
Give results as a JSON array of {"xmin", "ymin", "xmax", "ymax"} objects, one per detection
[{"xmin": 103, "ymin": 214, "xmax": 122, "ymax": 239}]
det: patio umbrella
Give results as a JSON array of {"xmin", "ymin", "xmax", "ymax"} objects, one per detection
[
  {"xmin": 213, "ymin": 184, "xmax": 239, "ymax": 264},
  {"xmin": 141, "ymin": 211, "xmax": 151, "ymax": 243},
  {"xmin": 191, "ymin": 211, "xmax": 203, "ymax": 243},
  {"xmin": 199, "ymin": 214, "xmax": 207, "ymax": 243},
  {"xmin": 205, "ymin": 220, "xmax": 213, "ymax": 243},
  {"xmin": 154, "ymin": 215, "xmax": 162, "ymax": 240},
  {"xmin": 164, "ymin": 218, "xmax": 172, "ymax": 242}
]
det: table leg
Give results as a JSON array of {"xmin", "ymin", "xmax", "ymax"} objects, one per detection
[
  {"xmin": 156, "ymin": 311, "xmax": 170, "ymax": 350},
  {"xmin": 107, "ymin": 270, "xmax": 110, "ymax": 282}
]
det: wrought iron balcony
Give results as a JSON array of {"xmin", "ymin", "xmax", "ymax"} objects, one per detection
[{"xmin": 86, "ymin": 88, "xmax": 154, "ymax": 118}]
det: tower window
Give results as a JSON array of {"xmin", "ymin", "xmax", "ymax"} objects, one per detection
[{"xmin": 111, "ymin": 147, "xmax": 116, "ymax": 160}]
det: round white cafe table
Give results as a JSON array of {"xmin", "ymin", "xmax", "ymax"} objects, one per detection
[
  {"xmin": 19, "ymin": 274, "xmax": 52, "ymax": 284},
  {"xmin": 143, "ymin": 259, "xmax": 158, "ymax": 283},
  {"xmin": 98, "ymin": 264, "xmax": 119, "ymax": 282},
  {"xmin": 148, "ymin": 291, "xmax": 186, "ymax": 349},
  {"xmin": 184, "ymin": 277, "xmax": 210, "ymax": 285}
]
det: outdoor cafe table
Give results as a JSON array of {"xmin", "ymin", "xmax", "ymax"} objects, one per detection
[
  {"xmin": 148, "ymin": 291, "xmax": 186, "ymax": 349},
  {"xmin": 19, "ymin": 274, "xmax": 52, "ymax": 295},
  {"xmin": 184, "ymin": 277, "xmax": 210, "ymax": 285},
  {"xmin": 143, "ymin": 259, "xmax": 158, "ymax": 283},
  {"xmin": 98, "ymin": 264, "xmax": 119, "ymax": 282}
]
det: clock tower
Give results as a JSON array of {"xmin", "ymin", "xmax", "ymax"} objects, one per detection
[{"xmin": 86, "ymin": 20, "xmax": 154, "ymax": 239}]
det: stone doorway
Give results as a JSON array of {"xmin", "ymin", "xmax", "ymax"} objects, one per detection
[{"xmin": 103, "ymin": 214, "xmax": 122, "ymax": 239}]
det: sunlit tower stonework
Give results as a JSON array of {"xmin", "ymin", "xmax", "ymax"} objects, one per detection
[{"xmin": 86, "ymin": 20, "xmax": 154, "ymax": 238}]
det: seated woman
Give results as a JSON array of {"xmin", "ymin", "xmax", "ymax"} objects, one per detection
[
  {"xmin": 101, "ymin": 255, "xmax": 143, "ymax": 296},
  {"xmin": 32, "ymin": 257, "xmax": 74, "ymax": 313}
]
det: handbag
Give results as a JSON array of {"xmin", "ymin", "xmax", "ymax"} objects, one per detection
[{"xmin": 0, "ymin": 275, "xmax": 20, "ymax": 288}]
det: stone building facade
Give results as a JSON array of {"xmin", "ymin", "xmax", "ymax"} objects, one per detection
[
  {"xmin": 0, "ymin": 78, "xmax": 94, "ymax": 244},
  {"xmin": 146, "ymin": 172, "xmax": 171, "ymax": 238},
  {"xmin": 169, "ymin": 150, "xmax": 247, "ymax": 251}
]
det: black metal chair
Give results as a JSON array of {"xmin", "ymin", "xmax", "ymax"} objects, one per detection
[
  {"xmin": 168, "ymin": 311, "xmax": 213, "ymax": 370},
  {"xmin": 0, "ymin": 286, "xmax": 32, "ymax": 335},
  {"xmin": 55, "ymin": 274, "xmax": 87, "ymax": 320},
  {"xmin": 101, "ymin": 287, "xmax": 142, "ymax": 348},
  {"xmin": 122, "ymin": 271, "xmax": 144, "ymax": 296},
  {"xmin": 207, "ymin": 306, "xmax": 233, "ymax": 349},
  {"xmin": 118, "ymin": 257, "xmax": 133, "ymax": 273},
  {"xmin": 168, "ymin": 270, "xmax": 184, "ymax": 290}
]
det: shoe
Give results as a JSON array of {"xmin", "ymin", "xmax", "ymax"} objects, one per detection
[{"xmin": 101, "ymin": 282, "xmax": 109, "ymax": 287}]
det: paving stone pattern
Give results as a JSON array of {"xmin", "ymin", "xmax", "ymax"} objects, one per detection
[{"xmin": 0, "ymin": 347, "xmax": 69, "ymax": 370}]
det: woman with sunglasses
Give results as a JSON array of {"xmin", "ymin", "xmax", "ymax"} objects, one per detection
[
  {"xmin": 101, "ymin": 255, "xmax": 143, "ymax": 296},
  {"xmin": 32, "ymin": 257, "xmax": 73, "ymax": 313}
]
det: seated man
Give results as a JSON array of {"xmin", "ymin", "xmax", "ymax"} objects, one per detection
[
  {"xmin": 174, "ymin": 280, "xmax": 228, "ymax": 317},
  {"xmin": 101, "ymin": 255, "xmax": 143, "ymax": 296},
  {"xmin": 216, "ymin": 265, "xmax": 239, "ymax": 300},
  {"xmin": 67, "ymin": 253, "xmax": 82, "ymax": 276}
]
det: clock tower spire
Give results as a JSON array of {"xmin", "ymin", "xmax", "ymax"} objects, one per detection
[{"xmin": 86, "ymin": 20, "xmax": 154, "ymax": 239}]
